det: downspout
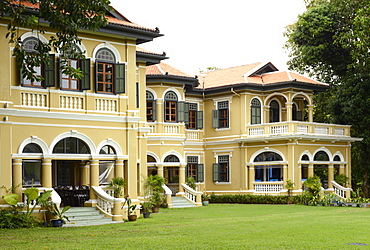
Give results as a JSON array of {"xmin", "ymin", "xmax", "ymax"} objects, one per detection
[{"xmin": 231, "ymin": 88, "xmax": 240, "ymax": 96}]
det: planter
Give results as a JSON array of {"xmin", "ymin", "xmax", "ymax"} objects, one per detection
[
  {"xmin": 51, "ymin": 219, "xmax": 63, "ymax": 227},
  {"xmin": 152, "ymin": 206, "xmax": 160, "ymax": 213},
  {"xmin": 202, "ymin": 201, "xmax": 209, "ymax": 206},
  {"xmin": 128, "ymin": 215, "xmax": 137, "ymax": 221},
  {"xmin": 143, "ymin": 213, "xmax": 151, "ymax": 218}
]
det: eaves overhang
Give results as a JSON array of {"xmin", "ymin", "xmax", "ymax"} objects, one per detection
[
  {"xmin": 146, "ymin": 75, "xmax": 199, "ymax": 88},
  {"xmin": 136, "ymin": 51, "xmax": 168, "ymax": 66},
  {"xmin": 201, "ymin": 81, "xmax": 329, "ymax": 96}
]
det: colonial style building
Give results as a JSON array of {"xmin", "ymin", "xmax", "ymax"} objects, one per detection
[{"xmin": 0, "ymin": 2, "xmax": 360, "ymax": 220}]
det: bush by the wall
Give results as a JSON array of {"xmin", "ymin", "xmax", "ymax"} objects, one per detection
[
  {"xmin": 209, "ymin": 194, "xmax": 299, "ymax": 205},
  {"xmin": 0, "ymin": 209, "xmax": 42, "ymax": 229}
]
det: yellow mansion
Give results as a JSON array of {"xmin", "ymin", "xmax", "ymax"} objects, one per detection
[{"xmin": 0, "ymin": 3, "xmax": 360, "ymax": 220}]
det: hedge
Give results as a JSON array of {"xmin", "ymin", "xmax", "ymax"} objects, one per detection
[{"xmin": 209, "ymin": 194, "xmax": 300, "ymax": 204}]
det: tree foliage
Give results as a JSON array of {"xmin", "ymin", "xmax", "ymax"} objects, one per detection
[
  {"xmin": 0, "ymin": 0, "xmax": 111, "ymax": 82},
  {"xmin": 285, "ymin": 0, "xmax": 370, "ymax": 196}
]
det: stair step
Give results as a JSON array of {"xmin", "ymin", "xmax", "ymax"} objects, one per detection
[
  {"xmin": 61, "ymin": 207, "xmax": 124, "ymax": 227},
  {"xmin": 171, "ymin": 197, "xmax": 197, "ymax": 208}
]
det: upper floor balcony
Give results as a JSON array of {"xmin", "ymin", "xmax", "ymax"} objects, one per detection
[{"xmin": 239, "ymin": 121, "xmax": 353, "ymax": 142}]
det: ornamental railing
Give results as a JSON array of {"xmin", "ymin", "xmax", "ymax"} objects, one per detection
[
  {"xmin": 162, "ymin": 184, "xmax": 173, "ymax": 208},
  {"xmin": 254, "ymin": 182, "xmax": 284, "ymax": 193},
  {"xmin": 331, "ymin": 181, "xmax": 352, "ymax": 199},
  {"xmin": 21, "ymin": 92, "xmax": 47, "ymax": 107},
  {"xmin": 247, "ymin": 122, "xmax": 350, "ymax": 137},
  {"xmin": 60, "ymin": 95, "xmax": 84, "ymax": 110},
  {"xmin": 95, "ymin": 98, "xmax": 117, "ymax": 112},
  {"xmin": 92, "ymin": 186, "xmax": 125, "ymax": 221},
  {"xmin": 181, "ymin": 183, "xmax": 202, "ymax": 206}
]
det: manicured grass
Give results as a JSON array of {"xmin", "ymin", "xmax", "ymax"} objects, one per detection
[{"xmin": 1, "ymin": 204, "xmax": 370, "ymax": 249}]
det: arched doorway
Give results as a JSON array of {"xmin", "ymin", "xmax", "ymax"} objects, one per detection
[
  {"xmin": 164, "ymin": 154, "xmax": 180, "ymax": 195},
  {"xmin": 314, "ymin": 151, "xmax": 329, "ymax": 189}
]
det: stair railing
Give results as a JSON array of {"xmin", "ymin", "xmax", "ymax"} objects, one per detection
[
  {"xmin": 181, "ymin": 183, "xmax": 202, "ymax": 206},
  {"xmin": 92, "ymin": 186, "xmax": 125, "ymax": 221},
  {"xmin": 331, "ymin": 181, "xmax": 352, "ymax": 199},
  {"xmin": 162, "ymin": 184, "xmax": 173, "ymax": 208}
]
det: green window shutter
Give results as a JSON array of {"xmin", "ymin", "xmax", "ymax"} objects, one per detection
[
  {"xmin": 197, "ymin": 111, "xmax": 203, "ymax": 129},
  {"xmin": 178, "ymin": 101, "xmax": 185, "ymax": 122},
  {"xmin": 186, "ymin": 164, "xmax": 189, "ymax": 179},
  {"xmin": 212, "ymin": 109, "xmax": 219, "ymax": 128},
  {"xmin": 213, "ymin": 163, "xmax": 219, "ymax": 182},
  {"xmin": 80, "ymin": 58, "xmax": 91, "ymax": 90},
  {"xmin": 136, "ymin": 82, "xmax": 139, "ymax": 108},
  {"xmin": 20, "ymin": 63, "xmax": 24, "ymax": 86},
  {"xmin": 95, "ymin": 61, "xmax": 99, "ymax": 93},
  {"xmin": 197, "ymin": 164, "xmax": 204, "ymax": 182},
  {"xmin": 184, "ymin": 102, "xmax": 189, "ymax": 125},
  {"xmin": 44, "ymin": 54, "xmax": 56, "ymax": 87},
  {"xmin": 152, "ymin": 100, "xmax": 157, "ymax": 121},
  {"xmin": 114, "ymin": 63, "xmax": 125, "ymax": 94}
]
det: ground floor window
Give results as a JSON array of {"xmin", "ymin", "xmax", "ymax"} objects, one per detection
[
  {"xmin": 186, "ymin": 156, "xmax": 204, "ymax": 182},
  {"xmin": 213, "ymin": 155, "xmax": 229, "ymax": 182},
  {"xmin": 255, "ymin": 165, "xmax": 282, "ymax": 182},
  {"xmin": 22, "ymin": 160, "xmax": 42, "ymax": 186},
  {"xmin": 301, "ymin": 164, "xmax": 308, "ymax": 180}
]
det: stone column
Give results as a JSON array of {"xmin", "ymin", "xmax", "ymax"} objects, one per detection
[
  {"xmin": 283, "ymin": 164, "xmax": 288, "ymax": 186},
  {"xmin": 115, "ymin": 159, "xmax": 124, "ymax": 179},
  {"xmin": 12, "ymin": 159, "xmax": 23, "ymax": 201},
  {"xmin": 308, "ymin": 105, "xmax": 314, "ymax": 123},
  {"xmin": 339, "ymin": 164, "xmax": 345, "ymax": 175},
  {"xmin": 328, "ymin": 164, "xmax": 334, "ymax": 189},
  {"xmin": 42, "ymin": 159, "xmax": 52, "ymax": 188},
  {"xmin": 89, "ymin": 159, "xmax": 99, "ymax": 201},
  {"xmin": 79, "ymin": 161, "xmax": 89, "ymax": 186},
  {"xmin": 178, "ymin": 163, "xmax": 186, "ymax": 194},
  {"xmin": 156, "ymin": 164, "xmax": 164, "ymax": 177},
  {"xmin": 286, "ymin": 102, "xmax": 293, "ymax": 122},
  {"xmin": 308, "ymin": 163, "xmax": 314, "ymax": 177},
  {"xmin": 249, "ymin": 166, "xmax": 255, "ymax": 191}
]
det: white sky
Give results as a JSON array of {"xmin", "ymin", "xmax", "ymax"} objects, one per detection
[{"xmin": 110, "ymin": 0, "xmax": 307, "ymax": 76}]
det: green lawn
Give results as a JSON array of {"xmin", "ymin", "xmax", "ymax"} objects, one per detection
[{"xmin": 1, "ymin": 204, "xmax": 370, "ymax": 249}]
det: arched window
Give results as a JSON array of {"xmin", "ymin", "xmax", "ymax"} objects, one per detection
[
  {"xmin": 333, "ymin": 155, "xmax": 341, "ymax": 161},
  {"xmin": 99, "ymin": 145, "xmax": 116, "ymax": 155},
  {"xmin": 314, "ymin": 151, "xmax": 329, "ymax": 161},
  {"xmin": 164, "ymin": 155, "xmax": 180, "ymax": 162},
  {"xmin": 251, "ymin": 98, "xmax": 261, "ymax": 125},
  {"xmin": 164, "ymin": 91, "xmax": 178, "ymax": 122},
  {"xmin": 269, "ymin": 100, "xmax": 280, "ymax": 123},
  {"xmin": 146, "ymin": 91, "xmax": 156, "ymax": 122},
  {"xmin": 61, "ymin": 45, "xmax": 86, "ymax": 91},
  {"xmin": 22, "ymin": 37, "xmax": 43, "ymax": 87},
  {"xmin": 254, "ymin": 151, "xmax": 283, "ymax": 182},
  {"xmin": 22, "ymin": 143, "xmax": 42, "ymax": 154},
  {"xmin": 301, "ymin": 154, "xmax": 309, "ymax": 161},
  {"xmin": 147, "ymin": 155, "xmax": 157, "ymax": 163},
  {"xmin": 53, "ymin": 138, "xmax": 91, "ymax": 154},
  {"xmin": 95, "ymin": 48, "xmax": 125, "ymax": 94},
  {"xmin": 254, "ymin": 152, "xmax": 283, "ymax": 162}
]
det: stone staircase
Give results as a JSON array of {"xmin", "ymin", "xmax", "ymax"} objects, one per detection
[
  {"xmin": 63, "ymin": 207, "xmax": 124, "ymax": 227},
  {"xmin": 171, "ymin": 196, "xmax": 197, "ymax": 208}
]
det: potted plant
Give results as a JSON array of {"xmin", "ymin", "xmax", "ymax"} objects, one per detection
[
  {"xmin": 141, "ymin": 201, "xmax": 153, "ymax": 218},
  {"xmin": 202, "ymin": 193, "xmax": 210, "ymax": 206},
  {"xmin": 124, "ymin": 196, "xmax": 137, "ymax": 221},
  {"xmin": 107, "ymin": 177, "xmax": 126, "ymax": 198},
  {"xmin": 145, "ymin": 175, "xmax": 165, "ymax": 213},
  {"xmin": 50, "ymin": 203, "xmax": 70, "ymax": 227}
]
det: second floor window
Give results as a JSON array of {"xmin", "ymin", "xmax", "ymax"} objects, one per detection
[
  {"xmin": 251, "ymin": 98, "xmax": 261, "ymax": 125},
  {"xmin": 21, "ymin": 37, "xmax": 55, "ymax": 88},
  {"xmin": 185, "ymin": 103, "xmax": 203, "ymax": 129},
  {"xmin": 61, "ymin": 59, "xmax": 80, "ymax": 90},
  {"xmin": 269, "ymin": 100, "xmax": 280, "ymax": 123},
  {"xmin": 165, "ymin": 91, "xmax": 178, "ymax": 122},
  {"xmin": 95, "ymin": 48, "xmax": 125, "ymax": 94},
  {"xmin": 212, "ymin": 101, "xmax": 229, "ymax": 128},
  {"xmin": 146, "ymin": 91, "xmax": 156, "ymax": 122}
]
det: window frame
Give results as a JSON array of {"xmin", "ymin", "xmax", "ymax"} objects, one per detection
[
  {"xmin": 212, "ymin": 101, "xmax": 229, "ymax": 129},
  {"xmin": 186, "ymin": 156, "xmax": 204, "ymax": 182},
  {"xmin": 22, "ymin": 160, "xmax": 42, "ymax": 187},
  {"xmin": 251, "ymin": 98, "xmax": 262, "ymax": 125},
  {"xmin": 164, "ymin": 91, "xmax": 179, "ymax": 122},
  {"xmin": 146, "ymin": 91, "xmax": 156, "ymax": 122},
  {"xmin": 213, "ymin": 155, "xmax": 230, "ymax": 182}
]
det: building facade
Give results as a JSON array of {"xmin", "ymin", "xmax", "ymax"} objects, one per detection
[{"xmin": 0, "ymin": 3, "xmax": 360, "ymax": 216}]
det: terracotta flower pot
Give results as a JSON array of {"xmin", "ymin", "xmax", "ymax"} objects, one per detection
[{"xmin": 128, "ymin": 215, "xmax": 137, "ymax": 221}]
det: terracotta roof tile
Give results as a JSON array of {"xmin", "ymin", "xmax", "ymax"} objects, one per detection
[
  {"xmin": 196, "ymin": 63, "xmax": 328, "ymax": 89},
  {"xmin": 146, "ymin": 63, "xmax": 191, "ymax": 78},
  {"xmin": 10, "ymin": 1, "xmax": 158, "ymax": 33}
]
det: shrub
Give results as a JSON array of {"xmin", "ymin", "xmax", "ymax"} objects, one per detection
[
  {"xmin": 208, "ymin": 194, "xmax": 294, "ymax": 204},
  {"xmin": 0, "ymin": 209, "xmax": 42, "ymax": 229}
]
